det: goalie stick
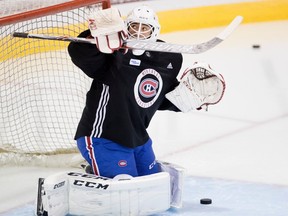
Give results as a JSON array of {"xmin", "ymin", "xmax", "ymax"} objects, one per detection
[{"xmin": 12, "ymin": 16, "xmax": 243, "ymax": 54}]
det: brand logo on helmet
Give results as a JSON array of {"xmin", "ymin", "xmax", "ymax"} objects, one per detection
[
  {"xmin": 134, "ymin": 69, "xmax": 163, "ymax": 108},
  {"xmin": 139, "ymin": 16, "xmax": 148, "ymax": 20}
]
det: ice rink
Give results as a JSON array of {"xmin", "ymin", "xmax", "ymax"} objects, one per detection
[{"xmin": 1, "ymin": 0, "xmax": 288, "ymax": 215}]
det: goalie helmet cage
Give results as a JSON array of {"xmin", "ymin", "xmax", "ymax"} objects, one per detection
[{"xmin": 0, "ymin": 0, "xmax": 110, "ymax": 167}]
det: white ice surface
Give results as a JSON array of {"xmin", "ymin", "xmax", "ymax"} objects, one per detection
[
  {"xmin": 153, "ymin": 20, "xmax": 288, "ymax": 186},
  {"xmin": 1, "ymin": 9, "xmax": 288, "ymax": 216}
]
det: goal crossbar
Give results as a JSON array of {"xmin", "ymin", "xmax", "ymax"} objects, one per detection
[{"xmin": 0, "ymin": 0, "xmax": 110, "ymax": 26}]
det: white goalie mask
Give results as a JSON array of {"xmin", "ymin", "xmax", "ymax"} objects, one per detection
[{"xmin": 125, "ymin": 5, "xmax": 160, "ymax": 55}]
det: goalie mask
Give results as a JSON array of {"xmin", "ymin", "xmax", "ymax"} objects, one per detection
[{"xmin": 125, "ymin": 5, "xmax": 160, "ymax": 55}]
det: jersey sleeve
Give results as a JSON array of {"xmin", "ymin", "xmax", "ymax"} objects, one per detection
[
  {"xmin": 158, "ymin": 50, "xmax": 183, "ymax": 112},
  {"xmin": 158, "ymin": 78, "xmax": 181, "ymax": 112},
  {"xmin": 67, "ymin": 30, "xmax": 109, "ymax": 79},
  {"xmin": 158, "ymin": 98, "xmax": 181, "ymax": 111}
]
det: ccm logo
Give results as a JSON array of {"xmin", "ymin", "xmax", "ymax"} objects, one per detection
[
  {"xmin": 73, "ymin": 180, "xmax": 109, "ymax": 190},
  {"xmin": 54, "ymin": 181, "xmax": 65, "ymax": 189}
]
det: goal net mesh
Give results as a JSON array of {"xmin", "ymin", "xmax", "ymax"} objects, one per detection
[{"xmin": 0, "ymin": 0, "xmax": 110, "ymax": 166}]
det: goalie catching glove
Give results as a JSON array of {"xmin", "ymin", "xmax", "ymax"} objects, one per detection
[
  {"xmin": 88, "ymin": 7, "xmax": 127, "ymax": 53},
  {"xmin": 165, "ymin": 62, "xmax": 226, "ymax": 112}
]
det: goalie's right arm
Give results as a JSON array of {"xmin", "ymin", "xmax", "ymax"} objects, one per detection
[{"xmin": 67, "ymin": 29, "xmax": 108, "ymax": 79}]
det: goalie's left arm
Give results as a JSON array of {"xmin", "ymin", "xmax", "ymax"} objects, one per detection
[{"xmin": 165, "ymin": 62, "xmax": 226, "ymax": 112}]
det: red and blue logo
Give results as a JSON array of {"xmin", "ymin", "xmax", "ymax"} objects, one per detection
[
  {"xmin": 134, "ymin": 69, "xmax": 163, "ymax": 108},
  {"xmin": 139, "ymin": 78, "xmax": 159, "ymax": 98},
  {"xmin": 118, "ymin": 160, "xmax": 127, "ymax": 167}
]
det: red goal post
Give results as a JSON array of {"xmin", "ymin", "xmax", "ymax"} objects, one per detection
[
  {"xmin": 0, "ymin": 0, "xmax": 111, "ymax": 26},
  {"xmin": 0, "ymin": 0, "xmax": 110, "ymax": 167}
]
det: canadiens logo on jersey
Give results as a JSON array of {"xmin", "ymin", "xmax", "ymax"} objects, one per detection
[
  {"xmin": 139, "ymin": 78, "xmax": 158, "ymax": 98},
  {"xmin": 134, "ymin": 68, "xmax": 163, "ymax": 108}
]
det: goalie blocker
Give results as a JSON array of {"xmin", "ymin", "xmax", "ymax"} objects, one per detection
[
  {"xmin": 36, "ymin": 161, "xmax": 184, "ymax": 216},
  {"xmin": 88, "ymin": 7, "xmax": 128, "ymax": 54}
]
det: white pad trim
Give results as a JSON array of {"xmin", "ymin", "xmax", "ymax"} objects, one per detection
[{"xmin": 158, "ymin": 161, "xmax": 185, "ymax": 208}]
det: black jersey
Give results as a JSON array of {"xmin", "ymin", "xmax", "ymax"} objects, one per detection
[{"xmin": 68, "ymin": 30, "xmax": 183, "ymax": 148}]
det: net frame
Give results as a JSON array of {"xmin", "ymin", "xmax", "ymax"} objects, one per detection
[
  {"xmin": 0, "ymin": 0, "xmax": 110, "ymax": 167},
  {"xmin": 0, "ymin": 0, "xmax": 111, "ymax": 26}
]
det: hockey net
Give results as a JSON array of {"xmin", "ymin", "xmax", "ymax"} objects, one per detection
[{"xmin": 0, "ymin": 0, "xmax": 110, "ymax": 167}]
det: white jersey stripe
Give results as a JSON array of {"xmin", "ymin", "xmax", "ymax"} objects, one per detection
[
  {"xmin": 97, "ymin": 86, "xmax": 110, "ymax": 137},
  {"xmin": 91, "ymin": 84, "xmax": 109, "ymax": 137}
]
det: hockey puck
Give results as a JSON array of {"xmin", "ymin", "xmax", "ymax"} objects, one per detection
[
  {"xmin": 252, "ymin": 44, "xmax": 260, "ymax": 49},
  {"xmin": 200, "ymin": 198, "xmax": 212, "ymax": 205}
]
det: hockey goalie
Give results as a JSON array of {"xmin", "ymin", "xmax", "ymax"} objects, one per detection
[{"xmin": 36, "ymin": 4, "xmax": 225, "ymax": 216}]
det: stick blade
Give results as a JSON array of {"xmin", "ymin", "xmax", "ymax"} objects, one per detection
[{"xmin": 217, "ymin": 16, "xmax": 243, "ymax": 40}]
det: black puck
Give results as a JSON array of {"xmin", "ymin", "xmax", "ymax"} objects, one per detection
[
  {"xmin": 200, "ymin": 198, "xmax": 212, "ymax": 205},
  {"xmin": 252, "ymin": 44, "xmax": 260, "ymax": 49}
]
